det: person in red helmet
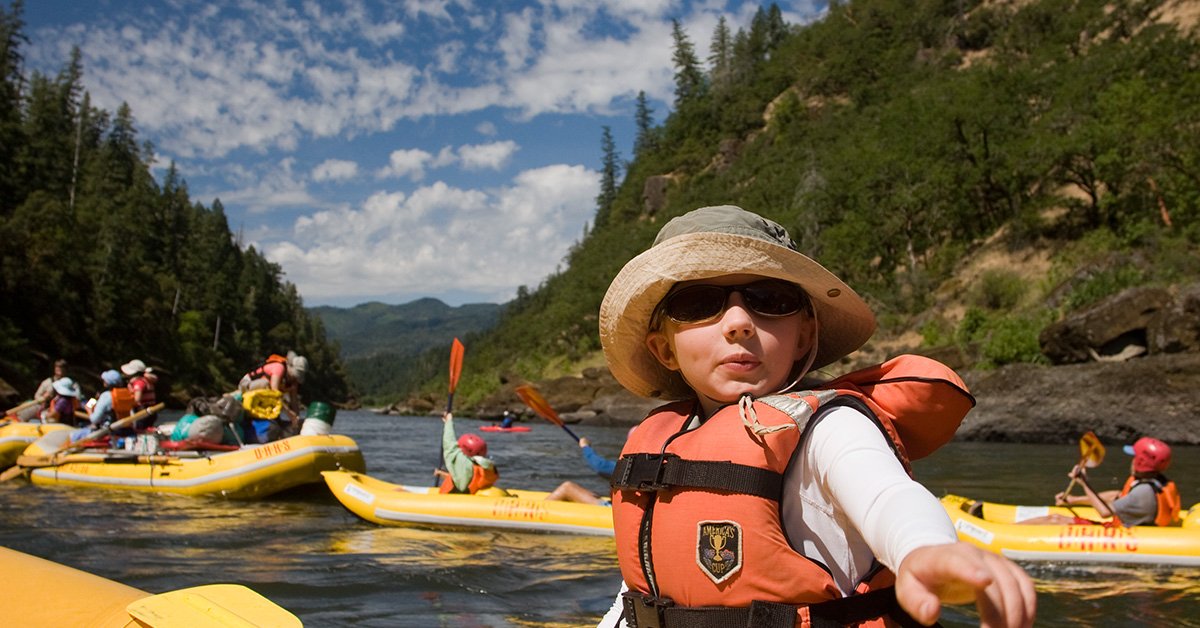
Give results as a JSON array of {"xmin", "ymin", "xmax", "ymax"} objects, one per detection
[
  {"xmin": 1054, "ymin": 436, "xmax": 1182, "ymax": 527},
  {"xmin": 435, "ymin": 412, "xmax": 498, "ymax": 494}
]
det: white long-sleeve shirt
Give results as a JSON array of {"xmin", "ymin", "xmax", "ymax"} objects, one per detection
[{"xmin": 598, "ymin": 405, "xmax": 956, "ymax": 627}]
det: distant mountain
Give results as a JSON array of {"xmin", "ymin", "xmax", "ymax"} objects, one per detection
[{"xmin": 309, "ymin": 298, "xmax": 503, "ymax": 404}]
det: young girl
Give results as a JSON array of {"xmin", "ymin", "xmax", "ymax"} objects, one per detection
[
  {"xmin": 597, "ymin": 206, "xmax": 1034, "ymax": 627},
  {"xmin": 437, "ymin": 412, "xmax": 498, "ymax": 494}
]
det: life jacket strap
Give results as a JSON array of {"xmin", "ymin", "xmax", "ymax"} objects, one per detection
[
  {"xmin": 620, "ymin": 587, "xmax": 930, "ymax": 628},
  {"xmin": 611, "ymin": 453, "xmax": 783, "ymax": 501}
]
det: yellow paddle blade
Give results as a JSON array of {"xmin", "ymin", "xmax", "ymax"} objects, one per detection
[
  {"xmin": 1079, "ymin": 431, "xmax": 1106, "ymax": 468},
  {"xmin": 126, "ymin": 584, "xmax": 301, "ymax": 627}
]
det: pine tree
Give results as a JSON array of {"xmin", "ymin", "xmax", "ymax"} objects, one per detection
[
  {"xmin": 670, "ymin": 19, "xmax": 706, "ymax": 107},
  {"xmin": 634, "ymin": 90, "xmax": 655, "ymax": 156},
  {"xmin": 594, "ymin": 126, "xmax": 620, "ymax": 228},
  {"xmin": 709, "ymin": 16, "xmax": 733, "ymax": 94}
]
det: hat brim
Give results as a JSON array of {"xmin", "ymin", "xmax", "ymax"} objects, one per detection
[{"xmin": 600, "ymin": 232, "xmax": 876, "ymax": 399}]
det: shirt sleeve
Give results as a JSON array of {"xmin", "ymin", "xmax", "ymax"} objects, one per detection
[
  {"xmin": 596, "ymin": 581, "xmax": 628, "ymax": 627},
  {"xmin": 441, "ymin": 417, "xmax": 474, "ymax": 491},
  {"xmin": 582, "ymin": 445, "xmax": 617, "ymax": 477},
  {"xmin": 89, "ymin": 391, "xmax": 113, "ymax": 427},
  {"xmin": 807, "ymin": 406, "xmax": 958, "ymax": 571}
]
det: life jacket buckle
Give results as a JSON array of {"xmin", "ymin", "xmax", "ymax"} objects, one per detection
[
  {"xmin": 621, "ymin": 591, "xmax": 673, "ymax": 628},
  {"xmin": 615, "ymin": 452, "xmax": 679, "ymax": 492}
]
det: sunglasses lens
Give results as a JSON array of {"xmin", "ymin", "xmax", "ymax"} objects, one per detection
[
  {"xmin": 664, "ymin": 285, "xmax": 727, "ymax": 323},
  {"xmin": 742, "ymin": 281, "xmax": 804, "ymax": 316}
]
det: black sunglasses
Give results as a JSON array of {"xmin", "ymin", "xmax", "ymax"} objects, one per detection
[{"xmin": 655, "ymin": 279, "xmax": 809, "ymax": 327}]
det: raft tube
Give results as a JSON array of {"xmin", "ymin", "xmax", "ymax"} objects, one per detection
[
  {"xmin": 323, "ymin": 470, "xmax": 614, "ymax": 536},
  {"xmin": 942, "ymin": 493, "xmax": 1200, "ymax": 566},
  {"xmin": 18, "ymin": 434, "xmax": 365, "ymax": 498},
  {"xmin": 0, "ymin": 546, "xmax": 300, "ymax": 627},
  {"xmin": 0, "ymin": 422, "xmax": 72, "ymax": 468}
]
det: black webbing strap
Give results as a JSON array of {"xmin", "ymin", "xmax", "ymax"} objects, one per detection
[
  {"xmin": 610, "ymin": 453, "xmax": 783, "ymax": 501},
  {"xmin": 620, "ymin": 587, "xmax": 934, "ymax": 628}
]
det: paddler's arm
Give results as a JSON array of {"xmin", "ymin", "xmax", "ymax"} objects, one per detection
[{"xmin": 441, "ymin": 413, "xmax": 473, "ymax": 492}]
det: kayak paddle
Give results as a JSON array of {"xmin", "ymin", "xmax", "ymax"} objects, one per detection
[
  {"xmin": 1058, "ymin": 431, "xmax": 1106, "ymax": 516},
  {"xmin": 434, "ymin": 338, "xmax": 465, "ymax": 486},
  {"xmin": 515, "ymin": 384, "xmax": 580, "ymax": 443}
]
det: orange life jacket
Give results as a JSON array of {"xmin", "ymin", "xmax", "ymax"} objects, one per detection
[
  {"xmin": 1119, "ymin": 475, "xmax": 1181, "ymax": 527},
  {"xmin": 245, "ymin": 354, "xmax": 290, "ymax": 384},
  {"xmin": 439, "ymin": 461, "xmax": 499, "ymax": 495},
  {"xmin": 110, "ymin": 387, "xmax": 136, "ymax": 418},
  {"xmin": 610, "ymin": 355, "xmax": 973, "ymax": 627}
]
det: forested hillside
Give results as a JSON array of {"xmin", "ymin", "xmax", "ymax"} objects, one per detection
[
  {"xmin": 0, "ymin": 1, "xmax": 351, "ymax": 405},
  {"xmin": 424, "ymin": 0, "xmax": 1199, "ymax": 408},
  {"xmin": 311, "ymin": 299, "xmax": 502, "ymax": 405}
]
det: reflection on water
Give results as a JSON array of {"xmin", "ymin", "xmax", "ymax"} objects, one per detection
[{"xmin": 1, "ymin": 413, "xmax": 1198, "ymax": 626}]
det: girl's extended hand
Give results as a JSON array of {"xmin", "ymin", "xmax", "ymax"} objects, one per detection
[{"xmin": 895, "ymin": 541, "xmax": 1035, "ymax": 627}]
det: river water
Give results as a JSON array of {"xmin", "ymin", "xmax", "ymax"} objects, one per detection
[{"xmin": 1, "ymin": 410, "xmax": 1197, "ymax": 627}]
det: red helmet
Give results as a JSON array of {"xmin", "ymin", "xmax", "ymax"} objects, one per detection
[
  {"xmin": 1124, "ymin": 437, "xmax": 1171, "ymax": 474},
  {"xmin": 457, "ymin": 433, "xmax": 487, "ymax": 457}
]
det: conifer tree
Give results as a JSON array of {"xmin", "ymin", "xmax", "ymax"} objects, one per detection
[
  {"xmin": 670, "ymin": 19, "xmax": 706, "ymax": 107},
  {"xmin": 634, "ymin": 90, "xmax": 655, "ymax": 156},
  {"xmin": 595, "ymin": 125, "xmax": 619, "ymax": 228},
  {"xmin": 709, "ymin": 16, "xmax": 733, "ymax": 94}
]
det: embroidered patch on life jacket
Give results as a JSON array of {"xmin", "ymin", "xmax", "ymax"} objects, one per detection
[{"xmin": 696, "ymin": 520, "xmax": 742, "ymax": 584}]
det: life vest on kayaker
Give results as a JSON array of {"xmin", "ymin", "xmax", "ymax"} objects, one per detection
[
  {"xmin": 127, "ymin": 375, "xmax": 157, "ymax": 409},
  {"xmin": 1119, "ymin": 475, "xmax": 1181, "ymax": 527},
  {"xmin": 610, "ymin": 355, "xmax": 974, "ymax": 627},
  {"xmin": 440, "ymin": 460, "xmax": 499, "ymax": 495}
]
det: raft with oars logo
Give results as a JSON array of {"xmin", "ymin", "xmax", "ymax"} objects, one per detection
[
  {"xmin": 14, "ymin": 433, "xmax": 365, "ymax": 498},
  {"xmin": 942, "ymin": 493, "xmax": 1200, "ymax": 566},
  {"xmin": 323, "ymin": 470, "xmax": 614, "ymax": 536},
  {"xmin": 0, "ymin": 421, "xmax": 72, "ymax": 469},
  {"xmin": 0, "ymin": 546, "xmax": 301, "ymax": 627}
]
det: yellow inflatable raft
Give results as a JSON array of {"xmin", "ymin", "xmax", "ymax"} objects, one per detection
[
  {"xmin": 323, "ymin": 470, "xmax": 614, "ymax": 536},
  {"xmin": 0, "ymin": 545, "xmax": 300, "ymax": 627},
  {"xmin": 16, "ymin": 434, "xmax": 365, "ymax": 498},
  {"xmin": 0, "ymin": 421, "xmax": 72, "ymax": 468},
  {"xmin": 942, "ymin": 494, "xmax": 1200, "ymax": 566}
]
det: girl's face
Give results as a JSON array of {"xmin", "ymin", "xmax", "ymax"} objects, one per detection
[{"xmin": 645, "ymin": 274, "xmax": 815, "ymax": 417}]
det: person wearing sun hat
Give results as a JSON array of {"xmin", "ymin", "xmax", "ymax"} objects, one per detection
[
  {"xmin": 120, "ymin": 358, "xmax": 160, "ymax": 430},
  {"xmin": 41, "ymin": 377, "xmax": 83, "ymax": 425},
  {"xmin": 87, "ymin": 369, "xmax": 126, "ymax": 429},
  {"xmin": 597, "ymin": 205, "xmax": 1034, "ymax": 628},
  {"xmin": 1053, "ymin": 436, "xmax": 1181, "ymax": 527}
]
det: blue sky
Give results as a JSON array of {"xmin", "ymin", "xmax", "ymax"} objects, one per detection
[{"xmin": 21, "ymin": 0, "xmax": 823, "ymax": 308}]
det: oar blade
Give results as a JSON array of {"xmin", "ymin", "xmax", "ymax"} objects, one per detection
[
  {"xmin": 448, "ymin": 338, "xmax": 465, "ymax": 394},
  {"xmin": 126, "ymin": 584, "xmax": 301, "ymax": 627},
  {"xmin": 515, "ymin": 384, "xmax": 563, "ymax": 426}
]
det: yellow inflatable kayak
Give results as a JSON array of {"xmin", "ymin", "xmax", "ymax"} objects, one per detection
[
  {"xmin": 0, "ymin": 421, "xmax": 72, "ymax": 468},
  {"xmin": 0, "ymin": 546, "xmax": 300, "ymax": 627},
  {"xmin": 942, "ymin": 494, "xmax": 1200, "ymax": 566},
  {"xmin": 15, "ymin": 434, "xmax": 365, "ymax": 498},
  {"xmin": 323, "ymin": 470, "xmax": 614, "ymax": 536}
]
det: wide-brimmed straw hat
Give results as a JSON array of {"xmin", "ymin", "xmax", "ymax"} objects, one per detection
[{"xmin": 599, "ymin": 205, "xmax": 876, "ymax": 400}]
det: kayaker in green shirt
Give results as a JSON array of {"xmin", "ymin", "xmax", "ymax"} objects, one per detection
[{"xmin": 436, "ymin": 412, "xmax": 498, "ymax": 494}]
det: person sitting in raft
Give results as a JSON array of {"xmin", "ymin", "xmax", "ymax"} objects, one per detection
[
  {"xmin": 239, "ymin": 351, "xmax": 307, "ymax": 428},
  {"xmin": 33, "ymin": 359, "xmax": 69, "ymax": 406},
  {"xmin": 436, "ymin": 412, "xmax": 498, "ymax": 494},
  {"xmin": 595, "ymin": 205, "xmax": 1035, "ymax": 628},
  {"xmin": 498, "ymin": 411, "xmax": 516, "ymax": 429},
  {"xmin": 120, "ymin": 359, "xmax": 159, "ymax": 431},
  {"xmin": 545, "ymin": 433, "xmax": 625, "ymax": 505},
  {"xmin": 87, "ymin": 369, "xmax": 126, "ymax": 430},
  {"xmin": 42, "ymin": 377, "xmax": 83, "ymax": 425},
  {"xmin": 1024, "ymin": 436, "xmax": 1181, "ymax": 527}
]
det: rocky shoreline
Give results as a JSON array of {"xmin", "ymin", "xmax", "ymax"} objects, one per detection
[{"xmin": 389, "ymin": 352, "xmax": 1200, "ymax": 447}]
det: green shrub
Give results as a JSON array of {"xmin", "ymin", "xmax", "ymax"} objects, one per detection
[
  {"xmin": 979, "ymin": 315, "xmax": 1050, "ymax": 367},
  {"xmin": 973, "ymin": 269, "xmax": 1027, "ymax": 310},
  {"xmin": 1062, "ymin": 266, "xmax": 1143, "ymax": 311}
]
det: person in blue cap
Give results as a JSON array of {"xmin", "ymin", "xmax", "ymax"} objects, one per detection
[{"xmin": 88, "ymin": 369, "xmax": 126, "ymax": 429}]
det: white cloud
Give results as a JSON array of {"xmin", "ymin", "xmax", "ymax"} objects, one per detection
[
  {"xmin": 457, "ymin": 141, "xmax": 519, "ymax": 170},
  {"xmin": 476, "ymin": 120, "xmax": 498, "ymax": 136},
  {"xmin": 376, "ymin": 148, "xmax": 433, "ymax": 180},
  {"xmin": 267, "ymin": 163, "xmax": 600, "ymax": 303},
  {"xmin": 312, "ymin": 159, "xmax": 360, "ymax": 182}
]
